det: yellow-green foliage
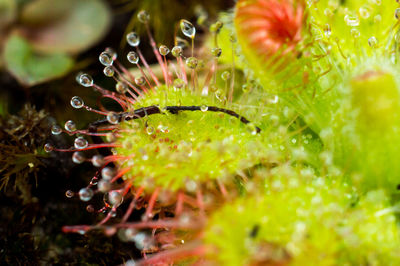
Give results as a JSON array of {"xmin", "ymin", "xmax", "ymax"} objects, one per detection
[
  {"xmin": 203, "ymin": 166, "xmax": 400, "ymax": 266},
  {"xmin": 116, "ymin": 85, "xmax": 277, "ymax": 192}
]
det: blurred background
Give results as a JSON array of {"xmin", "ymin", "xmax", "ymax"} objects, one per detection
[{"xmin": 0, "ymin": 0, "xmax": 233, "ymax": 264}]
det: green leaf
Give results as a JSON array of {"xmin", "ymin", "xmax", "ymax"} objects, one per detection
[
  {"xmin": 19, "ymin": 0, "xmax": 111, "ymax": 54},
  {"xmin": 3, "ymin": 33, "xmax": 73, "ymax": 86}
]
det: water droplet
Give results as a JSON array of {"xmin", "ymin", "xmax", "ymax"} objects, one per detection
[
  {"xmin": 51, "ymin": 125, "xmax": 62, "ymax": 135},
  {"xmin": 246, "ymin": 123, "xmax": 258, "ymax": 135},
  {"xmin": 137, "ymin": 10, "xmax": 150, "ymax": 23},
  {"xmin": 323, "ymin": 24, "xmax": 331, "ymax": 38},
  {"xmin": 200, "ymin": 105, "xmax": 208, "ymax": 112},
  {"xmin": 78, "ymin": 187, "xmax": 94, "ymax": 202},
  {"xmin": 171, "ymin": 46, "xmax": 183, "ymax": 57},
  {"xmin": 350, "ymin": 28, "xmax": 360, "ymax": 38},
  {"xmin": 180, "ymin": 19, "xmax": 196, "ymax": 38},
  {"xmin": 65, "ymin": 190, "xmax": 74, "ymax": 198},
  {"xmin": 173, "ymin": 78, "xmax": 185, "ymax": 90},
  {"xmin": 268, "ymin": 95, "xmax": 279, "ymax": 104},
  {"xmin": 176, "ymin": 37, "xmax": 189, "ymax": 48},
  {"xmin": 211, "ymin": 47, "xmax": 222, "ymax": 57},
  {"xmin": 186, "ymin": 57, "xmax": 198, "ymax": 69},
  {"xmin": 126, "ymin": 32, "xmax": 140, "ymax": 47},
  {"xmin": 102, "ymin": 167, "xmax": 115, "ymax": 180},
  {"xmin": 242, "ymin": 84, "xmax": 250, "ymax": 93},
  {"xmin": 116, "ymin": 82, "xmax": 128, "ymax": 94},
  {"xmin": 72, "ymin": 151, "xmax": 85, "ymax": 164},
  {"xmin": 44, "ymin": 143, "xmax": 53, "ymax": 153},
  {"xmin": 368, "ymin": 36, "xmax": 378, "ymax": 48},
  {"xmin": 146, "ymin": 126, "xmax": 155, "ymax": 135},
  {"xmin": 64, "ymin": 120, "xmax": 76, "ymax": 132},
  {"xmin": 135, "ymin": 76, "xmax": 146, "ymax": 86},
  {"xmin": 105, "ymin": 47, "xmax": 117, "ymax": 60},
  {"xmin": 108, "ymin": 191, "xmax": 123, "ymax": 206},
  {"xmin": 86, "ymin": 205, "xmax": 94, "ymax": 212},
  {"xmin": 99, "ymin": 51, "xmax": 114, "ymax": 66},
  {"xmin": 344, "ymin": 15, "xmax": 360, "ymax": 26},
  {"xmin": 98, "ymin": 179, "xmax": 111, "ymax": 192},
  {"xmin": 92, "ymin": 154, "xmax": 105, "ymax": 167},
  {"xmin": 374, "ymin": 14, "xmax": 381, "ymax": 23},
  {"xmin": 107, "ymin": 112, "xmax": 119, "ymax": 124},
  {"xmin": 215, "ymin": 89, "xmax": 226, "ymax": 102},
  {"xmin": 125, "ymin": 259, "xmax": 136, "ymax": 266},
  {"xmin": 221, "ymin": 71, "xmax": 230, "ymax": 81},
  {"xmin": 359, "ymin": 7, "xmax": 370, "ymax": 19},
  {"xmin": 159, "ymin": 45, "xmax": 170, "ymax": 56},
  {"xmin": 210, "ymin": 21, "xmax": 223, "ymax": 33},
  {"xmin": 185, "ymin": 180, "xmax": 197, "ymax": 192},
  {"xmin": 395, "ymin": 8, "xmax": 400, "ymax": 20},
  {"xmin": 103, "ymin": 66, "xmax": 114, "ymax": 77},
  {"xmin": 70, "ymin": 96, "xmax": 84, "ymax": 109},
  {"xmin": 127, "ymin": 51, "xmax": 139, "ymax": 64},
  {"xmin": 74, "ymin": 137, "xmax": 88, "ymax": 149},
  {"xmin": 77, "ymin": 73, "xmax": 93, "ymax": 87}
]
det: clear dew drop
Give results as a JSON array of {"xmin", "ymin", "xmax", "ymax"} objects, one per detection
[
  {"xmin": 70, "ymin": 96, "xmax": 84, "ymax": 109},
  {"xmin": 105, "ymin": 47, "xmax": 117, "ymax": 60},
  {"xmin": 210, "ymin": 21, "xmax": 223, "ymax": 33},
  {"xmin": 51, "ymin": 125, "xmax": 62, "ymax": 135},
  {"xmin": 344, "ymin": 14, "xmax": 360, "ymax": 27},
  {"xmin": 102, "ymin": 167, "xmax": 115, "ymax": 180},
  {"xmin": 368, "ymin": 36, "xmax": 378, "ymax": 48},
  {"xmin": 186, "ymin": 57, "xmax": 198, "ymax": 69},
  {"xmin": 135, "ymin": 76, "xmax": 146, "ymax": 86},
  {"xmin": 359, "ymin": 7, "xmax": 370, "ymax": 19},
  {"xmin": 146, "ymin": 126, "xmax": 155, "ymax": 135},
  {"xmin": 221, "ymin": 71, "xmax": 231, "ymax": 81},
  {"xmin": 65, "ymin": 190, "xmax": 74, "ymax": 198},
  {"xmin": 211, "ymin": 47, "xmax": 222, "ymax": 57},
  {"xmin": 350, "ymin": 28, "xmax": 360, "ymax": 38},
  {"xmin": 126, "ymin": 32, "xmax": 140, "ymax": 47},
  {"xmin": 116, "ymin": 82, "xmax": 128, "ymax": 94},
  {"xmin": 180, "ymin": 19, "xmax": 196, "ymax": 38},
  {"xmin": 173, "ymin": 78, "xmax": 185, "ymax": 90},
  {"xmin": 108, "ymin": 191, "xmax": 123, "ymax": 206},
  {"xmin": 246, "ymin": 123, "xmax": 258, "ymax": 135},
  {"xmin": 44, "ymin": 143, "xmax": 53, "ymax": 153},
  {"xmin": 323, "ymin": 24, "xmax": 331, "ymax": 38},
  {"xmin": 200, "ymin": 105, "xmax": 208, "ymax": 112},
  {"xmin": 74, "ymin": 137, "xmax": 88, "ymax": 149},
  {"xmin": 78, "ymin": 187, "xmax": 94, "ymax": 202},
  {"xmin": 86, "ymin": 205, "xmax": 95, "ymax": 213},
  {"xmin": 137, "ymin": 10, "xmax": 150, "ymax": 23},
  {"xmin": 103, "ymin": 66, "xmax": 114, "ymax": 77},
  {"xmin": 107, "ymin": 112, "xmax": 119, "ymax": 124},
  {"xmin": 127, "ymin": 51, "xmax": 139, "ymax": 64},
  {"xmin": 72, "ymin": 151, "xmax": 85, "ymax": 164},
  {"xmin": 92, "ymin": 154, "xmax": 105, "ymax": 167},
  {"xmin": 64, "ymin": 120, "xmax": 76, "ymax": 132},
  {"xmin": 98, "ymin": 179, "xmax": 111, "ymax": 192},
  {"xmin": 395, "ymin": 8, "xmax": 400, "ymax": 20},
  {"xmin": 159, "ymin": 45, "xmax": 170, "ymax": 56},
  {"xmin": 176, "ymin": 37, "xmax": 189, "ymax": 48},
  {"xmin": 99, "ymin": 51, "xmax": 114, "ymax": 66},
  {"xmin": 77, "ymin": 73, "xmax": 93, "ymax": 87},
  {"xmin": 171, "ymin": 46, "xmax": 183, "ymax": 57}
]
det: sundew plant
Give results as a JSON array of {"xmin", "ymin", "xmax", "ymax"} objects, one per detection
[{"xmin": 44, "ymin": 0, "xmax": 400, "ymax": 265}]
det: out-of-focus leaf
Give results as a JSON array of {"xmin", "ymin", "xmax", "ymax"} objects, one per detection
[
  {"xmin": 19, "ymin": 0, "xmax": 111, "ymax": 54},
  {"xmin": 20, "ymin": 0, "xmax": 71, "ymax": 26},
  {"xmin": 3, "ymin": 33, "xmax": 73, "ymax": 86},
  {"xmin": 0, "ymin": 0, "xmax": 16, "ymax": 30}
]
